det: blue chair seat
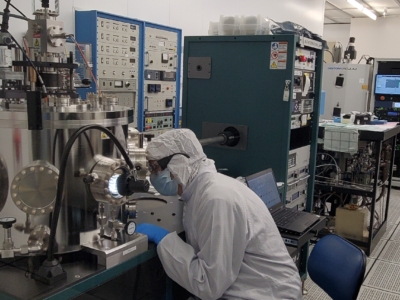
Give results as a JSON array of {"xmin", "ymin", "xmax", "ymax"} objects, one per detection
[{"xmin": 308, "ymin": 234, "xmax": 366, "ymax": 300}]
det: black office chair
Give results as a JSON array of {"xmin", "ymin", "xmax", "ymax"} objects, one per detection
[{"xmin": 307, "ymin": 234, "xmax": 366, "ymax": 300}]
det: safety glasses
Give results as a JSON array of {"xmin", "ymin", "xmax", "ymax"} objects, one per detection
[{"xmin": 148, "ymin": 153, "xmax": 190, "ymax": 174}]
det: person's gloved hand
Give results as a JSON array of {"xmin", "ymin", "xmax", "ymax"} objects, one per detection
[{"xmin": 136, "ymin": 223, "xmax": 169, "ymax": 245}]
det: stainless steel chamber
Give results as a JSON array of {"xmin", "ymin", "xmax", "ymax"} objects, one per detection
[{"xmin": 0, "ymin": 101, "xmax": 133, "ymax": 253}]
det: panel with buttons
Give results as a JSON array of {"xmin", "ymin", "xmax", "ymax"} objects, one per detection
[
  {"xmin": 294, "ymin": 48, "xmax": 316, "ymax": 71},
  {"xmin": 144, "ymin": 27, "xmax": 179, "ymax": 118},
  {"xmin": 286, "ymin": 145, "xmax": 310, "ymax": 210},
  {"xmin": 96, "ymin": 17, "xmax": 140, "ymax": 127},
  {"xmin": 144, "ymin": 111, "xmax": 174, "ymax": 132}
]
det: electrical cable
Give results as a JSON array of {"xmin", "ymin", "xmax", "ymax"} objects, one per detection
[
  {"xmin": 52, "ymin": 129, "xmax": 59, "ymax": 165},
  {"xmin": 0, "ymin": 12, "xmax": 30, "ymax": 21},
  {"xmin": 22, "ymin": 37, "xmax": 29, "ymax": 55},
  {"xmin": 3, "ymin": 0, "xmax": 26, "ymax": 18},
  {"xmin": 8, "ymin": 31, "xmax": 47, "ymax": 95},
  {"xmin": 316, "ymin": 164, "xmax": 341, "ymax": 176},
  {"xmin": 317, "ymin": 153, "xmax": 341, "ymax": 175},
  {"xmin": 317, "ymin": 153, "xmax": 340, "ymax": 168},
  {"xmin": 324, "ymin": 49, "xmax": 334, "ymax": 61},
  {"xmin": 47, "ymin": 124, "xmax": 134, "ymax": 261},
  {"xmin": 67, "ymin": 34, "xmax": 100, "ymax": 93},
  {"xmin": 357, "ymin": 54, "xmax": 371, "ymax": 64},
  {"xmin": 52, "ymin": 130, "xmax": 94, "ymax": 164}
]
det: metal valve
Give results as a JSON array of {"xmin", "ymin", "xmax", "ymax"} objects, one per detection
[{"xmin": 0, "ymin": 217, "xmax": 16, "ymax": 252}]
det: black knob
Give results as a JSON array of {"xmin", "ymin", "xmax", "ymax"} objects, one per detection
[
  {"xmin": 0, "ymin": 217, "xmax": 16, "ymax": 229},
  {"xmin": 125, "ymin": 221, "xmax": 136, "ymax": 236},
  {"xmin": 82, "ymin": 78, "xmax": 92, "ymax": 85},
  {"xmin": 144, "ymin": 134, "xmax": 155, "ymax": 142},
  {"xmin": 125, "ymin": 82, "xmax": 131, "ymax": 87}
]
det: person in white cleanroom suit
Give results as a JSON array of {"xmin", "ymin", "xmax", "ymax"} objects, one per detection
[{"xmin": 135, "ymin": 129, "xmax": 302, "ymax": 300}]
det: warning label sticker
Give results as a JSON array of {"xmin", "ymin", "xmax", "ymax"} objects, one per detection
[
  {"xmin": 270, "ymin": 41, "xmax": 287, "ymax": 70},
  {"xmin": 33, "ymin": 37, "xmax": 40, "ymax": 48},
  {"xmin": 101, "ymin": 132, "xmax": 110, "ymax": 140}
]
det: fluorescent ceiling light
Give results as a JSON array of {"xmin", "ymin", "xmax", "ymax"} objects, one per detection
[
  {"xmin": 363, "ymin": 8, "xmax": 377, "ymax": 20},
  {"xmin": 347, "ymin": 0, "xmax": 363, "ymax": 11},
  {"xmin": 347, "ymin": 0, "xmax": 377, "ymax": 20}
]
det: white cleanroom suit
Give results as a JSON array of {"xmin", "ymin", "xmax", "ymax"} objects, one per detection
[{"xmin": 146, "ymin": 129, "xmax": 302, "ymax": 300}]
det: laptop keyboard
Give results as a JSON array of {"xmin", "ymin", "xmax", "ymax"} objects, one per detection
[{"xmin": 273, "ymin": 208, "xmax": 301, "ymax": 227}]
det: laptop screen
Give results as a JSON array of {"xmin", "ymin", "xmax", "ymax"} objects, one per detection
[{"xmin": 246, "ymin": 169, "xmax": 281, "ymax": 209}]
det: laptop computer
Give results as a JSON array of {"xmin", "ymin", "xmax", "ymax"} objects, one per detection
[{"xmin": 246, "ymin": 168, "xmax": 320, "ymax": 235}]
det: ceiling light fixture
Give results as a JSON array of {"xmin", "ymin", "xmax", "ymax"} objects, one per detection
[
  {"xmin": 347, "ymin": 0, "xmax": 377, "ymax": 20},
  {"xmin": 363, "ymin": 8, "xmax": 377, "ymax": 20},
  {"xmin": 383, "ymin": 7, "xmax": 388, "ymax": 17},
  {"xmin": 347, "ymin": 0, "xmax": 363, "ymax": 11}
]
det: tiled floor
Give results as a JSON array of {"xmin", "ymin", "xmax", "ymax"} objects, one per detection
[{"xmin": 303, "ymin": 188, "xmax": 400, "ymax": 300}]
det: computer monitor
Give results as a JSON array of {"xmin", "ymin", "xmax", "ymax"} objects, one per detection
[
  {"xmin": 375, "ymin": 75, "xmax": 400, "ymax": 95},
  {"xmin": 246, "ymin": 169, "xmax": 281, "ymax": 209}
]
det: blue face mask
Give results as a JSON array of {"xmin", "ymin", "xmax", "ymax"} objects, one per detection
[{"xmin": 150, "ymin": 169, "xmax": 179, "ymax": 196}]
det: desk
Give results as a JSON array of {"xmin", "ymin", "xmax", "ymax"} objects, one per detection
[
  {"xmin": 316, "ymin": 122, "xmax": 400, "ymax": 255},
  {"xmin": 0, "ymin": 247, "xmax": 175, "ymax": 300}
]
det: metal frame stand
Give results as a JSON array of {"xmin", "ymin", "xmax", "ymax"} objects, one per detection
[{"xmin": 315, "ymin": 126, "xmax": 399, "ymax": 255}]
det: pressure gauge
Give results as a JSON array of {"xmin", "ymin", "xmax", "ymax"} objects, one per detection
[
  {"xmin": 125, "ymin": 221, "xmax": 136, "ymax": 236},
  {"xmin": 0, "ymin": 217, "xmax": 16, "ymax": 228}
]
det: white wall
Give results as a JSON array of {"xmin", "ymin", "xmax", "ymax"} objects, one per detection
[
  {"xmin": 6, "ymin": 0, "xmax": 325, "ymax": 41},
  {"xmin": 350, "ymin": 17, "xmax": 400, "ymax": 60},
  {"xmin": 322, "ymin": 24, "xmax": 350, "ymax": 49}
]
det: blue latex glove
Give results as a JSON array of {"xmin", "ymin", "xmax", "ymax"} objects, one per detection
[{"xmin": 136, "ymin": 223, "xmax": 169, "ymax": 245}]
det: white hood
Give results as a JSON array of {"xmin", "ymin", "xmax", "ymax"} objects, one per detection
[{"xmin": 146, "ymin": 129, "xmax": 215, "ymax": 190}]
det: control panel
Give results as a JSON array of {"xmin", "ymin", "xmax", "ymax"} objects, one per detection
[
  {"xmin": 96, "ymin": 17, "xmax": 139, "ymax": 126},
  {"xmin": 375, "ymin": 106, "xmax": 400, "ymax": 122},
  {"xmin": 144, "ymin": 111, "xmax": 174, "ymax": 132},
  {"xmin": 292, "ymin": 98, "xmax": 314, "ymax": 114},
  {"xmin": 76, "ymin": 11, "xmax": 182, "ymax": 132},
  {"xmin": 295, "ymin": 48, "xmax": 316, "ymax": 71},
  {"xmin": 293, "ymin": 70, "xmax": 314, "ymax": 96},
  {"xmin": 144, "ymin": 27, "xmax": 178, "ymax": 125},
  {"xmin": 291, "ymin": 49, "xmax": 315, "ymax": 130},
  {"xmin": 286, "ymin": 145, "xmax": 310, "ymax": 211},
  {"xmin": 291, "ymin": 114, "xmax": 311, "ymax": 129}
]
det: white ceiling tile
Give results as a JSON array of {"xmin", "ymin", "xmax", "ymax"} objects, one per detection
[
  {"xmin": 325, "ymin": 2, "xmax": 337, "ymax": 9},
  {"xmin": 365, "ymin": 0, "xmax": 398, "ymax": 8},
  {"xmin": 341, "ymin": 7, "xmax": 368, "ymax": 16},
  {"xmin": 332, "ymin": 17, "xmax": 352, "ymax": 22},
  {"xmin": 386, "ymin": 7, "xmax": 400, "ymax": 14},
  {"xmin": 376, "ymin": 6, "xmax": 400, "ymax": 15},
  {"xmin": 324, "ymin": 17, "xmax": 337, "ymax": 23},
  {"xmin": 325, "ymin": 9, "xmax": 354, "ymax": 17},
  {"xmin": 326, "ymin": 0, "xmax": 355, "ymax": 9},
  {"xmin": 324, "ymin": 0, "xmax": 400, "ymax": 20}
]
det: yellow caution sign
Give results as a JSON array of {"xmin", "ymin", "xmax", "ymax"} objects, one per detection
[
  {"xmin": 270, "ymin": 61, "xmax": 277, "ymax": 68},
  {"xmin": 34, "ymin": 38, "xmax": 40, "ymax": 47},
  {"xmin": 101, "ymin": 132, "xmax": 109, "ymax": 140}
]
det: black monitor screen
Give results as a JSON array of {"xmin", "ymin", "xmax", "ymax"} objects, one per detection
[
  {"xmin": 246, "ymin": 170, "xmax": 281, "ymax": 209},
  {"xmin": 375, "ymin": 75, "xmax": 400, "ymax": 95}
]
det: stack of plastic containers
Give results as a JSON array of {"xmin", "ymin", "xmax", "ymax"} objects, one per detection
[{"xmin": 208, "ymin": 15, "xmax": 270, "ymax": 36}]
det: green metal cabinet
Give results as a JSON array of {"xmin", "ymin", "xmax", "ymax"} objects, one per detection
[{"xmin": 181, "ymin": 34, "xmax": 324, "ymax": 277}]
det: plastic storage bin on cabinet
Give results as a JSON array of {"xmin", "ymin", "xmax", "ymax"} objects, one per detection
[
  {"xmin": 239, "ymin": 15, "xmax": 270, "ymax": 35},
  {"xmin": 218, "ymin": 15, "xmax": 240, "ymax": 35}
]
